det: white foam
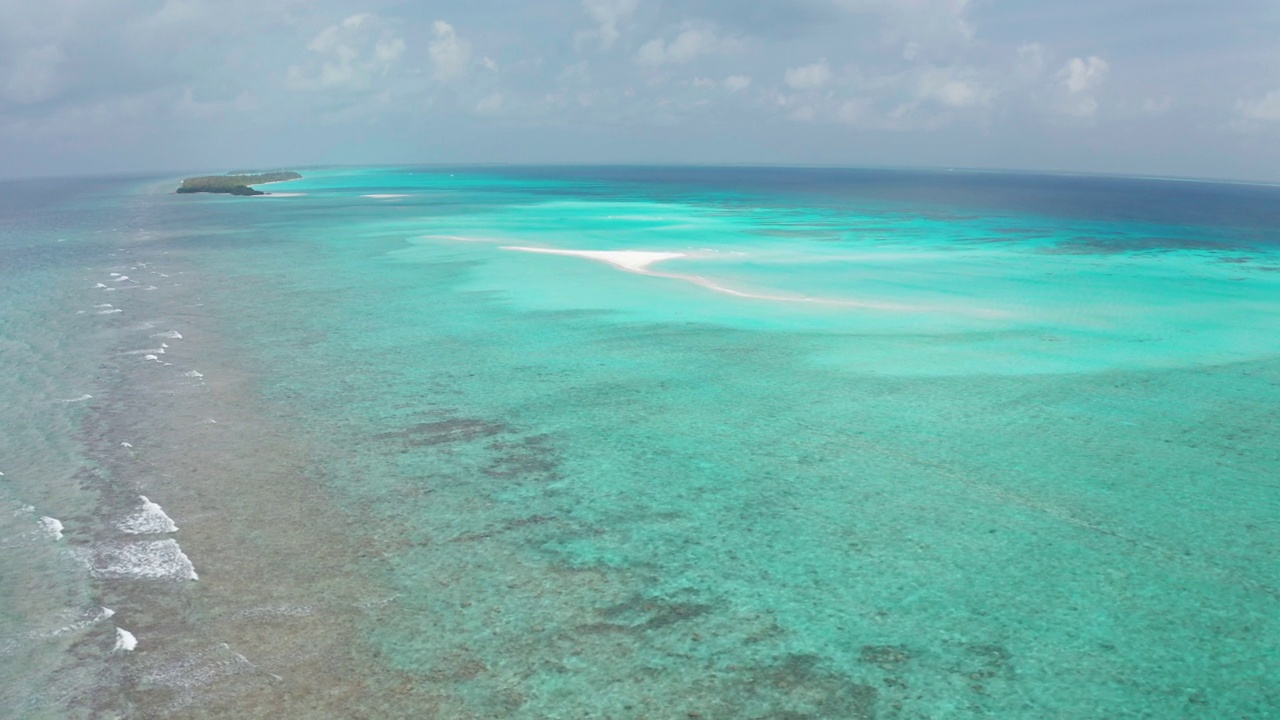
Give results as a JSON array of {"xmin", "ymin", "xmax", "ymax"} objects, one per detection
[
  {"xmin": 109, "ymin": 273, "xmax": 121, "ymax": 277},
  {"xmin": 363, "ymin": 194, "xmax": 409, "ymax": 199},
  {"xmin": 184, "ymin": 370, "xmax": 203, "ymax": 378},
  {"xmin": 144, "ymin": 354, "xmax": 159, "ymax": 361},
  {"xmin": 39, "ymin": 516, "xmax": 64, "ymax": 540},
  {"xmin": 93, "ymin": 283, "xmax": 108, "ymax": 288},
  {"xmin": 121, "ymin": 441, "xmax": 133, "ymax": 448},
  {"xmin": 97, "ymin": 308, "xmax": 123, "ymax": 315},
  {"xmin": 118, "ymin": 496, "xmax": 178, "ymax": 535},
  {"xmin": 502, "ymin": 246, "xmax": 687, "ymax": 273},
  {"xmin": 110, "ymin": 276, "xmax": 130, "ymax": 282},
  {"xmin": 152, "ymin": 330, "xmax": 183, "ymax": 340},
  {"xmin": 49, "ymin": 606, "xmax": 116, "ymax": 638},
  {"xmin": 59, "ymin": 394, "xmax": 93, "ymax": 403},
  {"xmin": 124, "ymin": 348, "xmax": 165, "ymax": 355},
  {"xmin": 94, "ymin": 303, "xmax": 114, "ymax": 309},
  {"xmin": 114, "ymin": 627, "xmax": 137, "ymax": 652},
  {"xmin": 88, "ymin": 539, "xmax": 198, "ymax": 580}
]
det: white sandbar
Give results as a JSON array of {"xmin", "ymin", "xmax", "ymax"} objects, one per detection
[{"xmin": 503, "ymin": 246, "xmax": 687, "ymax": 273}]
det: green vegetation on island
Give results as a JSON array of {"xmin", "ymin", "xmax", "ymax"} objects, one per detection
[{"xmin": 176, "ymin": 171, "xmax": 302, "ymax": 196}]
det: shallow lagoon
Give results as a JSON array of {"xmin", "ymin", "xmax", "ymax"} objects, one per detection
[{"xmin": 2, "ymin": 167, "xmax": 1278, "ymax": 717}]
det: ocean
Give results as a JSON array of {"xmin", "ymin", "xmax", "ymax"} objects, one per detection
[{"xmin": 1, "ymin": 166, "xmax": 1278, "ymax": 718}]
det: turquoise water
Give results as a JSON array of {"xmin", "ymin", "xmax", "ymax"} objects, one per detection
[{"xmin": 2, "ymin": 167, "xmax": 1279, "ymax": 717}]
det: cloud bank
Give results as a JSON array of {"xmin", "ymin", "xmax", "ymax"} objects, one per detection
[{"xmin": 0, "ymin": 0, "xmax": 1278, "ymax": 181}]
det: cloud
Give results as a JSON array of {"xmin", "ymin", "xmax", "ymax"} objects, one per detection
[
  {"xmin": 826, "ymin": 0, "xmax": 975, "ymax": 47},
  {"xmin": 2, "ymin": 44, "xmax": 67, "ymax": 104},
  {"xmin": 429, "ymin": 20, "xmax": 472, "ymax": 82},
  {"xmin": 287, "ymin": 14, "xmax": 406, "ymax": 92},
  {"xmin": 784, "ymin": 61, "xmax": 834, "ymax": 91},
  {"xmin": 1059, "ymin": 56, "xmax": 1108, "ymax": 94},
  {"xmin": 689, "ymin": 75, "xmax": 752, "ymax": 92},
  {"xmin": 1236, "ymin": 90, "xmax": 1280, "ymax": 123},
  {"xmin": 916, "ymin": 66, "xmax": 992, "ymax": 108},
  {"xmin": 1055, "ymin": 55, "xmax": 1109, "ymax": 117},
  {"xmin": 636, "ymin": 23, "xmax": 739, "ymax": 66},
  {"xmin": 837, "ymin": 98, "xmax": 872, "ymax": 123},
  {"xmin": 577, "ymin": 0, "xmax": 638, "ymax": 50}
]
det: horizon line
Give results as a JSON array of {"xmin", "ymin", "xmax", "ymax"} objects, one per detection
[{"xmin": 4, "ymin": 161, "xmax": 1280, "ymax": 190}]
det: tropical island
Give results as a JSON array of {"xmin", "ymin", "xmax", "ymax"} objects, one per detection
[{"xmin": 176, "ymin": 171, "xmax": 302, "ymax": 196}]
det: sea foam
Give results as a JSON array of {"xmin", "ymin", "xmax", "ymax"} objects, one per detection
[
  {"xmin": 114, "ymin": 627, "xmax": 137, "ymax": 652},
  {"xmin": 152, "ymin": 330, "xmax": 183, "ymax": 340},
  {"xmin": 48, "ymin": 607, "xmax": 115, "ymax": 638},
  {"xmin": 89, "ymin": 539, "xmax": 198, "ymax": 580},
  {"xmin": 39, "ymin": 516, "xmax": 64, "ymax": 540},
  {"xmin": 118, "ymin": 496, "xmax": 178, "ymax": 534}
]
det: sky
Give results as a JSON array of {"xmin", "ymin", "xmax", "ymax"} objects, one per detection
[{"xmin": 2, "ymin": 0, "xmax": 1280, "ymax": 181}]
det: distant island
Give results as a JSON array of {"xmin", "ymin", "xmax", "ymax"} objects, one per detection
[{"xmin": 176, "ymin": 171, "xmax": 302, "ymax": 196}]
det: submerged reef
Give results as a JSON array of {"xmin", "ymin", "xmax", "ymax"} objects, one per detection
[{"xmin": 176, "ymin": 171, "xmax": 301, "ymax": 196}]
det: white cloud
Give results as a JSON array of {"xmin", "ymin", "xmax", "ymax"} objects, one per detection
[
  {"xmin": 287, "ymin": 14, "xmax": 406, "ymax": 92},
  {"xmin": 1236, "ymin": 90, "xmax": 1280, "ymax": 122},
  {"xmin": 837, "ymin": 98, "xmax": 872, "ymax": 123},
  {"xmin": 724, "ymin": 75, "xmax": 752, "ymax": 92},
  {"xmin": 1056, "ymin": 55, "xmax": 1109, "ymax": 117},
  {"xmin": 785, "ymin": 61, "xmax": 834, "ymax": 91},
  {"xmin": 917, "ymin": 67, "xmax": 992, "ymax": 108},
  {"xmin": 375, "ymin": 38, "xmax": 406, "ymax": 65},
  {"xmin": 577, "ymin": 0, "xmax": 638, "ymax": 50},
  {"xmin": 636, "ymin": 23, "xmax": 739, "ymax": 66},
  {"xmin": 429, "ymin": 21, "xmax": 472, "ymax": 82},
  {"xmin": 1059, "ymin": 56, "xmax": 1108, "ymax": 94}
]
